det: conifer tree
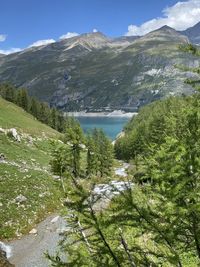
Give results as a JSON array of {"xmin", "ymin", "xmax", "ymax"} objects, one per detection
[
  {"xmin": 38, "ymin": 102, "xmax": 50, "ymax": 124},
  {"xmin": 0, "ymin": 83, "xmax": 15, "ymax": 102},
  {"xmin": 64, "ymin": 119, "xmax": 84, "ymax": 178},
  {"xmin": 50, "ymin": 141, "xmax": 70, "ymax": 193},
  {"xmin": 16, "ymin": 88, "xmax": 30, "ymax": 111},
  {"xmin": 92, "ymin": 129, "xmax": 113, "ymax": 177},
  {"xmin": 50, "ymin": 107, "xmax": 58, "ymax": 130},
  {"xmin": 86, "ymin": 135, "xmax": 98, "ymax": 177},
  {"xmin": 29, "ymin": 97, "xmax": 40, "ymax": 118}
]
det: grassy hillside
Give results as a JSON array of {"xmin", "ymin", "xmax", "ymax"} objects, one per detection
[
  {"xmin": 0, "ymin": 98, "xmax": 63, "ymax": 239},
  {"xmin": 0, "ymin": 97, "xmax": 58, "ymax": 136}
]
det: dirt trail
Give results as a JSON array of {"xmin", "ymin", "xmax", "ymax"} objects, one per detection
[
  {"xmin": 7, "ymin": 214, "xmax": 66, "ymax": 267},
  {"xmin": 3, "ymin": 162, "xmax": 130, "ymax": 267}
]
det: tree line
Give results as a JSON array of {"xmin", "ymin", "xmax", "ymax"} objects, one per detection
[{"xmin": 0, "ymin": 83, "xmax": 67, "ymax": 132}]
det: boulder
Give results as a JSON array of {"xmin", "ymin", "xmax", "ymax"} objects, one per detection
[
  {"xmin": 7, "ymin": 129, "xmax": 21, "ymax": 142},
  {"xmin": 0, "ymin": 154, "xmax": 6, "ymax": 162},
  {"xmin": 15, "ymin": 194, "xmax": 27, "ymax": 204}
]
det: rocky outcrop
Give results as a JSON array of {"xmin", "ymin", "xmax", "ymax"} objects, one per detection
[
  {"xmin": 7, "ymin": 129, "xmax": 21, "ymax": 142},
  {"xmin": 0, "ymin": 128, "xmax": 21, "ymax": 142}
]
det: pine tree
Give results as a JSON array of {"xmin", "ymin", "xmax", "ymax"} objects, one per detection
[
  {"xmin": 38, "ymin": 102, "xmax": 51, "ymax": 124},
  {"xmin": 92, "ymin": 129, "xmax": 113, "ymax": 177},
  {"xmin": 16, "ymin": 88, "xmax": 30, "ymax": 111},
  {"xmin": 0, "ymin": 83, "xmax": 16, "ymax": 102},
  {"xmin": 50, "ymin": 107, "xmax": 58, "ymax": 130},
  {"xmin": 30, "ymin": 97, "xmax": 40, "ymax": 118},
  {"xmin": 50, "ymin": 141, "xmax": 70, "ymax": 193},
  {"xmin": 64, "ymin": 120, "xmax": 84, "ymax": 178},
  {"xmin": 86, "ymin": 135, "xmax": 98, "ymax": 177}
]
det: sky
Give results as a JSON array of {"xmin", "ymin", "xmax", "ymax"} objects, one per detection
[{"xmin": 0, "ymin": 0, "xmax": 200, "ymax": 54}]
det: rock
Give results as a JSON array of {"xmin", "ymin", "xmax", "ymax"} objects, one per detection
[
  {"xmin": 114, "ymin": 167, "xmax": 127, "ymax": 177},
  {"xmin": 0, "ymin": 153, "xmax": 5, "ymax": 159},
  {"xmin": 56, "ymin": 226, "xmax": 71, "ymax": 235},
  {"xmin": 0, "ymin": 153, "xmax": 6, "ymax": 162},
  {"xmin": 27, "ymin": 136, "xmax": 34, "ymax": 144},
  {"xmin": 93, "ymin": 181, "xmax": 132, "ymax": 197},
  {"xmin": 0, "ymin": 128, "xmax": 6, "ymax": 134},
  {"xmin": 0, "ymin": 242, "xmax": 12, "ymax": 259},
  {"xmin": 51, "ymin": 216, "xmax": 60, "ymax": 223},
  {"xmin": 0, "ymin": 203, "xmax": 3, "ymax": 207},
  {"xmin": 29, "ymin": 228, "xmax": 37, "ymax": 234},
  {"xmin": 52, "ymin": 175, "xmax": 60, "ymax": 180},
  {"xmin": 15, "ymin": 194, "xmax": 27, "ymax": 204},
  {"xmin": 79, "ymin": 144, "xmax": 86, "ymax": 149},
  {"xmin": 7, "ymin": 129, "xmax": 21, "ymax": 142},
  {"xmin": 0, "ymin": 242, "xmax": 13, "ymax": 267},
  {"xmin": 0, "ymin": 249, "xmax": 14, "ymax": 267}
]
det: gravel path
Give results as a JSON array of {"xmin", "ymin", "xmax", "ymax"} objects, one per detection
[
  {"xmin": 7, "ymin": 214, "xmax": 66, "ymax": 267},
  {"xmin": 2, "ymin": 163, "xmax": 130, "ymax": 267}
]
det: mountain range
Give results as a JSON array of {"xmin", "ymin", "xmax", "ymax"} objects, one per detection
[{"xmin": 0, "ymin": 22, "xmax": 200, "ymax": 111}]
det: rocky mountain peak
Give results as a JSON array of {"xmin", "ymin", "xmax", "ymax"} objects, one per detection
[
  {"xmin": 0, "ymin": 24, "xmax": 198, "ymax": 112},
  {"xmin": 60, "ymin": 31, "xmax": 110, "ymax": 50},
  {"xmin": 139, "ymin": 25, "xmax": 189, "ymax": 44},
  {"xmin": 150, "ymin": 25, "xmax": 182, "ymax": 36},
  {"xmin": 182, "ymin": 21, "xmax": 200, "ymax": 35},
  {"xmin": 181, "ymin": 21, "xmax": 200, "ymax": 44},
  {"xmin": 155, "ymin": 25, "xmax": 175, "ymax": 32}
]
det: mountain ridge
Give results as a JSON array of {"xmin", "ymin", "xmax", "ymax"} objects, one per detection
[
  {"xmin": 0, "ymin": 23, "xmax": 199, "ymax": 111},
  {"xmin": 181, "ymin": 21, "xmax": 200, "ymax": 45}
]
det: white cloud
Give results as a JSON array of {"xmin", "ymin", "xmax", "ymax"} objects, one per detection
[
  {"xmin": 93, "ymin": 29, "xmax": 98, "ymax": 33},
  {"xmin": 28, "ymin": 39, "xmax": 56, "ymax": 48},
  {"xmin": 0, "ymin": 48, "xmax": 22, "ymax": 55},
  {"xmin": 0, "ymin": 34, "xmax": 7, "ymax": 42},
  {"xmin": 59, "ymin": 32, "xmax": 79, "ymax": 40},
  {"xmin": 126, "ymin": 0, "xmax": 200, "ymax": 36}
]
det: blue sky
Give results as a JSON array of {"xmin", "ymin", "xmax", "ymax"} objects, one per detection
[{"xmin": 0, "ymin": 0, "xmax": 200, "ymax": 54}]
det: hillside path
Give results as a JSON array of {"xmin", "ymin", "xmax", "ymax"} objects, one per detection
[
  {"xmin": 8, "ymin": 214, "xmax": 66, "ymax": 267},
  {"xmin": 4, "ymin": 162, "xmax": 130, "ymax": 267}
]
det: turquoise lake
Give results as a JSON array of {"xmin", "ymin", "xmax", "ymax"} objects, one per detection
[{"xmin": 76, "ymin": 117, "xmax": 130, "ymax": 140}]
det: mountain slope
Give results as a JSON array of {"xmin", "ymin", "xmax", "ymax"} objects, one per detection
[
  {"xmin": 181, "ymin": 22, "xmax": 200, "ymax": 45},
  {"xmin": 0, "ymin": 27, "xmax": 199, "ymax": 111},
  {"xmin": 0, "ymin": 97, "xmax": 59, "ymax": 136},
  {"xmin": 0, "ymin": 98, "xmax": 62, "ymax": 239}
]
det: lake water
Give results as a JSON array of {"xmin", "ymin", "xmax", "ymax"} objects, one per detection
[{"xmin": 76, "ymin": 117, "xmax": 130, "ymax": 140}]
